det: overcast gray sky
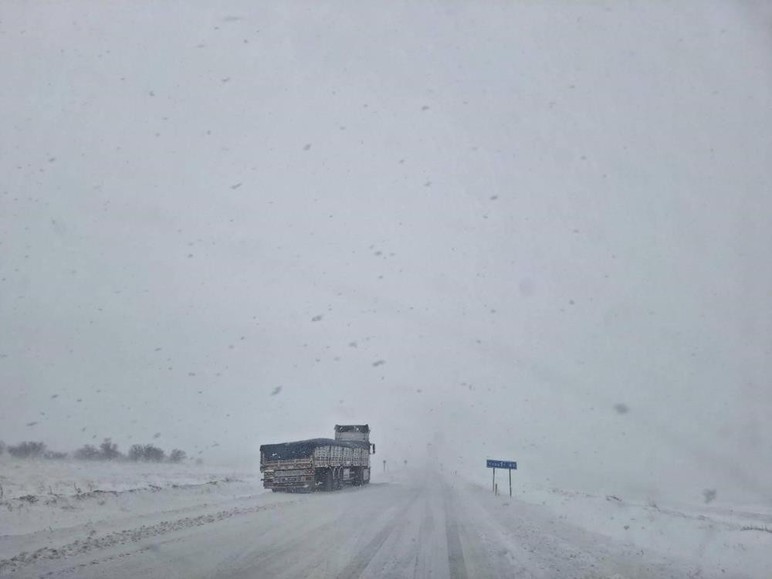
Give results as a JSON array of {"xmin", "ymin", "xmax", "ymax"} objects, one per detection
[{"xmin": 2, "ymin": 0, "xmax": 771, "ymax": 504}]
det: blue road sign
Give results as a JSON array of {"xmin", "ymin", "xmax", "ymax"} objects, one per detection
[{"xmin": 486, "ymin": 459, "xmax": 517, "ymax": 470}]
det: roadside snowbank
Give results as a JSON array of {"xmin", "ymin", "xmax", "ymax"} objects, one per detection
[
  {"xmin": 456, "ymin": 471, "xmax": 772, "ymax": 578},
  {"xmin": 0, "ymin": 457, "xmax": 264, "ymax": 540},
  {"xmin": 0, "ymin": 456, "xmax": 258, "ymax": 501}
]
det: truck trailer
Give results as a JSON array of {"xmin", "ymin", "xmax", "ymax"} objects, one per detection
[{"xmin": 260, "ymin": 425, "xmax": 375, "ymax": 492}]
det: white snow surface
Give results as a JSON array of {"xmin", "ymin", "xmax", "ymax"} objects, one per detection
[
  {"xmin": 0, "ymin": 456, "xmax": 259, "ymax": 502},
  {"xmin": 1, "ymin": 461, "xmax": 770, "ymax": 577},
  {"xmin": 493, "ymin": 481, "xmax": 772, "ymax": 579},
  {"xmin": 0, "ymin": 457, "xmax": 265, "ymax": 542},
  {"xmin": 2, "ymin": 0, "xmax": 772, "ymax": 508}
]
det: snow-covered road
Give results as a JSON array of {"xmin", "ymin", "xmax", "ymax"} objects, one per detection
[{"xmin": 4, "ymin": 472, "xmax": 741, "ymax": 579}]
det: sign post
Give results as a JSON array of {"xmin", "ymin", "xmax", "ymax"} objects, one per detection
[{"xmin": 486, "ymin": 459, "xmax": 517, "ymax": 497}]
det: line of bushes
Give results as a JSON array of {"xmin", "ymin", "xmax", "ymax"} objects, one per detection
[{"xmin": 0, "ymin": 439, "xmax": 187, "ymax": 463}]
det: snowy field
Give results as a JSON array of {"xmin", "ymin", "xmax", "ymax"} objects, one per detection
[
  {"xmin": 453, "ymin": 467, "xmax": 772, "ymax": 577},
  {"xmin": 0, "ymin": 457, "xmax": 266, "ymax": 558},
  {"xmin": 487, "ymin": 480, "xmax": 772, "ymax": 578},
  {"xmin": 0, "ymin": 456, "xmax": 260, "ymax": 503}
]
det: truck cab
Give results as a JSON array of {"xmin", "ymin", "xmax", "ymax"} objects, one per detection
[{"xmin": 334, "ymin": 424, "xmax": 376, "ymax": 456}]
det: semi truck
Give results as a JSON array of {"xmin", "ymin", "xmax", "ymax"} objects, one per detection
[{"xmin": 260, "ymin": 425, "xmax": 375, "ymax": 492}]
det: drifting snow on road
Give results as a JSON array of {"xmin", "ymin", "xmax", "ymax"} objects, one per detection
[{"xmin": 2, "ymin": 469, "xmax": 765, "ymax": 578}]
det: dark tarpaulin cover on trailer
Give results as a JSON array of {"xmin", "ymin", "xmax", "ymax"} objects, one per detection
[{"xmin": 260, "ymin": 438, "xmax": 368, "ymax": 460}]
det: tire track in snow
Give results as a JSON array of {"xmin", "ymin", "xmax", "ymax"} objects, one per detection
[
  {"xmin": 336, "ymin": 488, "xmax": 423, "ymax": 579},
  {"xmin": 444, "ymin": 486, "xmax": 468, "ymax": 579},
  {"xmin": 408, "ymin": 491, "xmax": 437, "ymax": 578}
]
